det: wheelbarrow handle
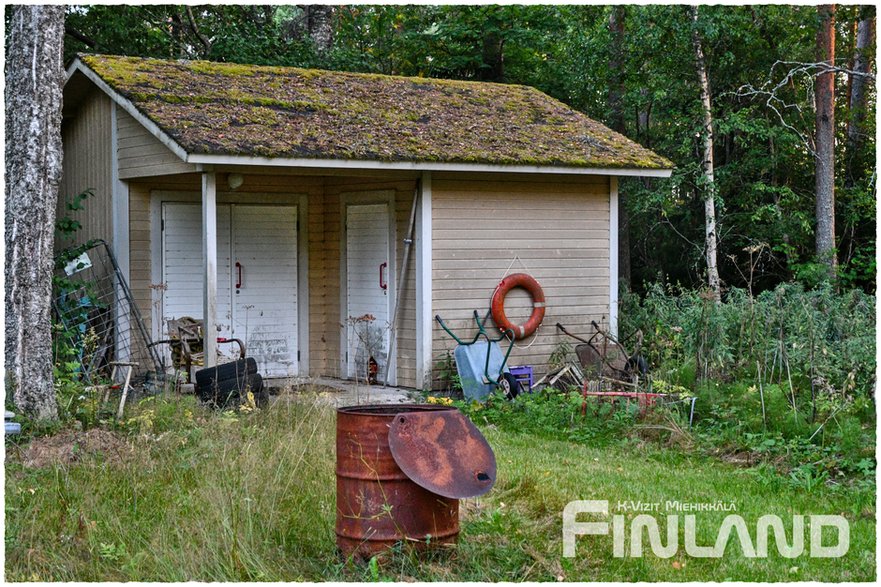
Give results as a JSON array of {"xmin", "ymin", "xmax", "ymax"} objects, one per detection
[
  {"xmin": 556, "ymin": 322, "xmax": 592, "ymax": 346},
  {"xmin": 435, "ymin": 314, "xmax": 466, "ymax": 345}
]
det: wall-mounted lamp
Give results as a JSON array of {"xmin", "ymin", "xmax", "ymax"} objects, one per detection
[{"xmin": 227, "ymin": 173, "xmax": 244, "ymax": 190}]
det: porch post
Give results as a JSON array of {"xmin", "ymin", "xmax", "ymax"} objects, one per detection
[
  {"xmin": 609, "ymin": 177, "xmax": 619, "ymax": 338},
  {"xmin": 415, "ymin": 171, "xmax": 433, "ymax": 390},
  {"xmin": 202, "ymin": 171, "xmax": 218, "ymax": 367},
  {"xmin": 110, "ymin": 102, "xmax": 131, "ymax": 364}
]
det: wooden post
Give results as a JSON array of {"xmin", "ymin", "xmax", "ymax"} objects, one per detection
[
  {"xmin": 415, "ymin": 171, "xmax": 433, "ymax": 390},
  {"xmin": 202, "ymin": 171, "xmax": 218, "ymax": 368}
]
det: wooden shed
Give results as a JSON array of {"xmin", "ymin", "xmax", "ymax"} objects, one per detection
[{"xmin": 60, "ymin": 54, "xmax": 672, "ymax": 389}]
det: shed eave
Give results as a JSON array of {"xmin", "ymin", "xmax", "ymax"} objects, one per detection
[
  {"xmin": 186, "ymin": 153, "xmax": 673, "ymax": 178},
  {"xmin": 65, "ymin": 58, "xmax": 191, "ymax": 162}
]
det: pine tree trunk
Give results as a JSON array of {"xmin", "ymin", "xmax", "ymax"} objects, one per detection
[
  {"xmin": 4, "ymin": 5, "xmax": 65, "ymax": 421},
  {"xmin": 815, "ymin": 5, "xmax": 837, "ymax": 277},
  {"xmin": 608, "ymin": 6, "xmax": 631, "ymax": 287},
  {"xmin": 690, "ymin": 6, "xmax": 722, "ymax": 302}
]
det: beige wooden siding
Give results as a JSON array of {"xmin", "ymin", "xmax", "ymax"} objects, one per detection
[
  {"xmin": 117, "ymin": 107, "xmax": 194, "ymax": 179},
  {"xmin": 431, "ymin": 176, "xmax": 611, "ymax": 388},
  {"xmin": 308, "ymin": 190, "xmax": 340, "ymax": 378},
  {"xmin": 58, "ymin": 90, "xmax": 113, "ymax": 249}
]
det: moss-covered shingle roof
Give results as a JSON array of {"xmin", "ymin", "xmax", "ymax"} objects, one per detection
[{"xmin": 79, "ymin": 54, "xmax": 671, "ymax": 169}]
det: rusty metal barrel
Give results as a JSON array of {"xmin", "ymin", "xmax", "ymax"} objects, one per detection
[{"xmin": 335, "ymin": 404, "xmax": 496, "ymax": 559}]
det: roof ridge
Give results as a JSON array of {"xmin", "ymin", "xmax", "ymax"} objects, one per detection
[{"xmin": 78, "ymin": 53, "xmax": 536, "ymax": 92}]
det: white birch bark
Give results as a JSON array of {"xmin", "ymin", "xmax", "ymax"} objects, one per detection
[
  {"xmin": 690, "ymin": 6, "xmax": 722, "ymax": 302},
  {"xmin": 4, "ymin": 5, "xmax": 66, "ymax": 420}
]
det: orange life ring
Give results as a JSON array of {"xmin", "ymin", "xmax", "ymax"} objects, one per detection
[{"xmin": 490, "ymin": 273, "xmax": 546, "ymax": 340}]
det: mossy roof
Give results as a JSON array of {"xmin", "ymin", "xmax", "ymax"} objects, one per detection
[{"xmin": 79, "ymin": 54, "xmax": 671, "ymax": 169}]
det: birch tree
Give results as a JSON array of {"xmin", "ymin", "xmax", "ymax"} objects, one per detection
[
  {"xmin": 690, "ymin": 6, "xmax": 722, "ymax": 301},
  {"xmin": 5, "ymin": 5, "xmax": 66, "ymax": 420}
]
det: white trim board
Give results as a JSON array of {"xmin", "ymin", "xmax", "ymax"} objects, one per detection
[
  {"xmin": 66, "ymin": 60, "xmax": 190, "ymax": 161},
  {"xmin": 190, "ymin": 154, "xmax": 673, "ymax": 178},
  {"xmin": 415, "ymin": 172, "xmax": 433, "ymax": 390},
  {"xmin": 609, "ymin": 177, "xmax": 619, "ymax": 338}
]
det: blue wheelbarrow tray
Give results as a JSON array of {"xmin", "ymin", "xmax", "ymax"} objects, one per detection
[{"xmin": 455, "ymin": 341, "xmax": 510, "ymax": 402}]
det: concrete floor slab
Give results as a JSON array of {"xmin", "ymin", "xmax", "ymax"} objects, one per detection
[{"xmin": 268, "ymin": 377, "xmax": 421, "ymax": 407}]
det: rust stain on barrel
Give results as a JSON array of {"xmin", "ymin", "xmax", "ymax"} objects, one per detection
[{"xmin": 335, "ymin": 404, "xmax": 461, "ymax": 560}]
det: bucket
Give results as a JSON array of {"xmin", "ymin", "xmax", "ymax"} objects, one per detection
[{"xmin": 335, "ymin": 404, "xmax": 496, "ymax": 559}]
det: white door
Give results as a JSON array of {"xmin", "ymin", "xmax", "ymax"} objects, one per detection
[
  {"xmin": 346, "ymin": 203, "xmax": 390, "ymax": 381},
  {"xmin": 161, "ymin": 202, "xmax": 298, "ymax": 377},
  {"xmin": 161, "ymin": 203, "xmax": 233, "ymax": 343},
  {"xmin": 231, "ymin": 205, "xmax": 298, "ymax": 377}
]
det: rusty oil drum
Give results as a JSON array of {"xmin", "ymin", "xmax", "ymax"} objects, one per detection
[{"xmin": 335, "ymin": 404, "xmax": 496, "ymax": 559}]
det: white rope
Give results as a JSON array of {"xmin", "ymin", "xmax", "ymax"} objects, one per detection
[
  {"xmin": 512, "ymin": 322, "xmax": 542, "ymax": 350},
  {"xmin": 501, "ymin": 255, "xmax": 529, "ymax": 280}
]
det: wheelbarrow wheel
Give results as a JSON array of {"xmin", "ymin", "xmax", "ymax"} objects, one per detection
[{"xmin": 499, "ymin": 372, "xmax": 522, "ymax": 400}]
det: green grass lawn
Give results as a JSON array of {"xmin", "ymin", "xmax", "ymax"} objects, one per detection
[{"xmin": 4, "ymin": 394, "xmax": 875, "ymax": 581}]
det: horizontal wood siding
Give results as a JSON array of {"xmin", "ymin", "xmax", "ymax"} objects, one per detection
[
  {"xmin": 58, "ymin": 90, "xmax": 112, "ymax": 250},
  {"xmin": 117, "ymin": 107, "xmax": 194, "ymax": 179},
  {"xmin": 128, "ymin": 182, "xmax": 153, "ymax": 333},
  {"xmin": 431, "ymin": 176, "xmax": 611, "ymax": 388}
]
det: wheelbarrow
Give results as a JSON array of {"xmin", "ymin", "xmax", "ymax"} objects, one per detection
[
  {"xmin": 556, "ymin": 321, "xmax": 647, "ymax": 383},
  {"xmin": 436, "ymin": 310, "xmax": 521, "ymax": 402}
]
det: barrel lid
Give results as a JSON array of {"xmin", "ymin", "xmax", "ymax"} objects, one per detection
[{"xmin": 387, "ymin": 408, "xmax": 496, "ymax": 499}]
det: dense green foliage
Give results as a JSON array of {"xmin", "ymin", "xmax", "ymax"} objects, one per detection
[{"xmin": 63, "ymin": 4, "xmax": 876, "ymax": 292}]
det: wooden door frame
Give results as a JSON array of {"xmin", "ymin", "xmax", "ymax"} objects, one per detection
[{"xmin": 339, "ymin": 190, "xmax": 397, "ymax": 385}]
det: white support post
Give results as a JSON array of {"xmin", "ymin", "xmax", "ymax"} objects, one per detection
[
  {"xmin": 202, "ymin": 172, "xmax": 218, "ymax": 368},
  {"xmin": 415, "ymin": 172, "xmax": 433, "ymax": 390},
  {"xmin": 110, "ymin": 103, "xmax": 131, "ymax": 365},
  {"xmin": 609, "ymin": 177, "xmax": 619, "ymax": 338}
]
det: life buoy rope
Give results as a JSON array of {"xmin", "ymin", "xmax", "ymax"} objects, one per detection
[{"xmin": 490, "ymin": 273, "xmax": 546, "ymax": 340}]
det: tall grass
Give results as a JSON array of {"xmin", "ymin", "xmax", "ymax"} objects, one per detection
[
  {"xmin": 5, "ymin": 396, "xmax": 338, "ymax": 581},
  {"xmin": 5, "ymin": 393, "xmax": 876, "ymax": 581}
]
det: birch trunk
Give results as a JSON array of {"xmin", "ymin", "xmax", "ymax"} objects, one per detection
[
  {"xmin": 814, "ymin": 5, "xmax": 837, "ymax": 277},
  {"xmin": 690, "ymin": 6, "xmax": 722, "ymax": 302},
  {"xmin": 4, "ymin": 5, "xmax": 66, "ymax": 421}
]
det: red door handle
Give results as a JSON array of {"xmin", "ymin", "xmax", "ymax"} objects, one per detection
[
  {"xmin": 235, "ymin": 262, "xmax": 243, "ymax": 288},
  {"xmin": 379, "ymin": 262, "xmax": 388, "ymax": 290}
]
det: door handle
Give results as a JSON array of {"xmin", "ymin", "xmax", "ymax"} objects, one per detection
[
  {"xmin": 379, "ymin": 262, "xmax": 388, "ymax": 291},
  {"xmin": 236, "ymin": 262, "xmax": 243, "ymax": 289}
]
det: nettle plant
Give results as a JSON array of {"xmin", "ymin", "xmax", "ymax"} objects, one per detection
[{"xmin": 619, "ymin": 282, "xmax": 876, "ymax": 422}]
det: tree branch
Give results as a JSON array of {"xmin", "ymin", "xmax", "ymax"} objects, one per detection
[
  {"xmin": 185, "ymin": 6, "xmax": 211, "ymax": 55},
  {"xmin": 64, "ymin": 24, "xmax": 96, "ymax": 48}
]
